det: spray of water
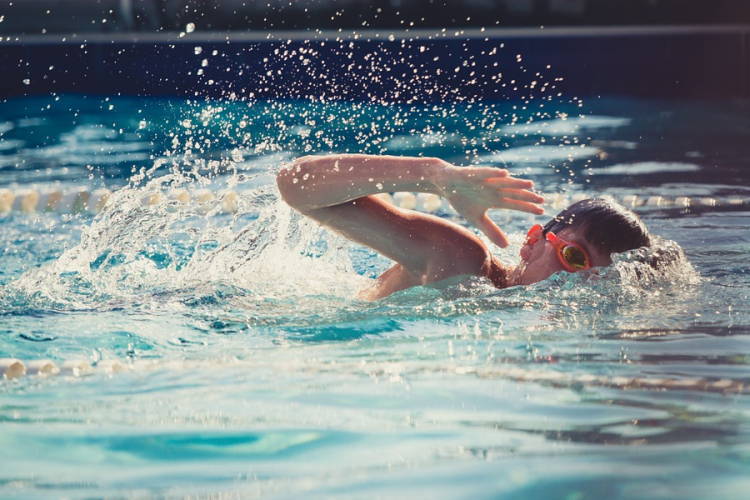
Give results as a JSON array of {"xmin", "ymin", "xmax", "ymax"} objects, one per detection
[{"xmin": 0, "ymin": 38, "xmax": 698, "ymax": 341}]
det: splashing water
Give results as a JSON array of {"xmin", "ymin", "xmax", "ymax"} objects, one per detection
[
  {"xmin": 0, "ymin": 90, "xmax": 704, "ymax": 347},
  {"xmin": 6, "ymin": 174, "xmax": 367, "ymax": 315},
  {"xmin": 4, "ymin": 156, "xmax": 697, "ymax": 344},
  {"xmin": 1, "ymin": 82, "xmax": 610, "ymax": 327}
]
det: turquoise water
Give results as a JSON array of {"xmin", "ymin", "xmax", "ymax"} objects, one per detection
[{"xmin": 1, "ymin": 94, "xmax": 750, "ymax": 499}]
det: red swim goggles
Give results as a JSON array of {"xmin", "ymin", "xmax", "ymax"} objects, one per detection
[{"xmin": 524, "ymin": 224, "xmax": 591, "ymax": 272}]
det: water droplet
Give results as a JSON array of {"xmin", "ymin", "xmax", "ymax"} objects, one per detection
[
  {"xmin": 186, "ymin": 23, "xmax": 196, "ymax": 33},
  {"xmin": 22, "ymin": 78, "xmax": 30, "ymax": 85}
]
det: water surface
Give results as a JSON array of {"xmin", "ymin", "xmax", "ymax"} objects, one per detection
[{"xmin": 1, "ymin": 94, "xmax": 749, "ymax": 499}]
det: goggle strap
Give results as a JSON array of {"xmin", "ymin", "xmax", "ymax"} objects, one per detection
[{"xmin": 525, "ymin": 224, "xmax": 543, "ymax": 246}]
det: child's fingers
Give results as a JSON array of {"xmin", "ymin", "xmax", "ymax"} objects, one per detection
[
  {"xmin": 484, "ymin": 176, "xmax": 534, "ymax": 189},
  {"xmin": 495, "ymin": 189, "xmax": 545, "ymax": 204},
  {"xmin": 497, "ymin": 199, "xmax": 546, "ymax": 215},
  {"xmin": 476, "ymin": 213, "xmax": 509, "ymax": 248},
  {"xmin": 469, "ymin": 167, "xmax": 509, "ymax": 180}
]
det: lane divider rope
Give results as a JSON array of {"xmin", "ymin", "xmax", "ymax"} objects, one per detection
[
  {"xmin": 0, "ymin": 187, "xmax": 746, "ymax": 215},
  {"xmin": 1, "ymin": 357, "xmax": 744, "ymax": 394},
  {"xmin": 0, "ymin": 358, "xmax": 127, "ymax": 378}
]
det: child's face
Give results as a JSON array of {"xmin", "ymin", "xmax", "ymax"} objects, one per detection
[{"xmin": 515, "ymin": 225, "xmax": 613, "ymax": 286}]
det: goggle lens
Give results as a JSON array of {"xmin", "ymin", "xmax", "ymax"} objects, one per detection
[
  {"xmin": 561, "ymin": 245, "xmax": 588, "ymax": 270},
  {"xmin": 544, "ymin": 230, "xmax": 591, "ymax": 272}
]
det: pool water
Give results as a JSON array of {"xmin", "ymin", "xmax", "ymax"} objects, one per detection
[{"xmin": 1, "ymin": 93, "xmax": 750, "ymax": 499}]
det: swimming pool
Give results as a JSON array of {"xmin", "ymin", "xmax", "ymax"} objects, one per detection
[{"xmin": 1, "ymin": 90, "xmax": 749, "ymax": 499}]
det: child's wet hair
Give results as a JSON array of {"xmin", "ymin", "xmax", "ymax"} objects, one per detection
[{"xmin": 542, "ymin": 198, "xmax": 651, "ymax": 257}]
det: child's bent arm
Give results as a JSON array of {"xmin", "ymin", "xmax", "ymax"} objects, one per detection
[
  {"xmin": 277, "ymin": 154, "xmax": 544, "ymax": 248},
  {"xmin": 276, "ymin": 154, "xmax": 445, "ymax": 211}
]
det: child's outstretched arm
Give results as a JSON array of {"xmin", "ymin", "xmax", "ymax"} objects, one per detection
[{"xmin": 277, "ymin": 154, "xmax": 543, "ymax": 284}]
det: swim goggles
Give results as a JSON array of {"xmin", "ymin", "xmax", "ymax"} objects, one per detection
[{"xmin": 524, "ymin": 224, "xmax": 591, "ymax": 272}]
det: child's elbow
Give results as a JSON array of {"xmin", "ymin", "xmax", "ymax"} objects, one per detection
[
  {"xmin": 276, "ymin": 165, "xmax": 296, "ymax": 205},
  {"xmin": 276, "ymin": 157, "xmax": 313, "ymax": 209}
]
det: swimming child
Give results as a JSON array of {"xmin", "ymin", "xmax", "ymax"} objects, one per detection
[{"xmin": 277, "ymin": 154, "xmax": 651, "ymax": 299}]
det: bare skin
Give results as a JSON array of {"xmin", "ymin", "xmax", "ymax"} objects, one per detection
[
  {"xmin": 276, "ymin": 155, "xmax": 624, "ymax": 300},
  {"xmin": 277, "ymin": 154, "xmax": 551, "ymax": 299}
]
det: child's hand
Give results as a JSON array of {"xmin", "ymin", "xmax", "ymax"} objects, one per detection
[{"xmin": 438, "ymin": 165, "xmax": 545, "ymax": 248}]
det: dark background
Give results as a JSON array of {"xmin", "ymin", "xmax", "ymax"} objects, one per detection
[
  {"xmin": 1, "ymin": 0, "xmax": 749, "ymax": 35},
  {"xmin": 0, "ymin": 1, "xmax": 748, "ymax": 101}
]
